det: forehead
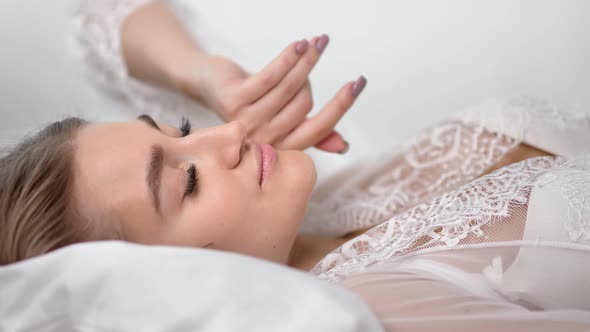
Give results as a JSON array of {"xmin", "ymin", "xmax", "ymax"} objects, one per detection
[
  {"xmin": 75, "ymin": 121, "xmax": 148, "ymax": 183},
  {"xmin": 72, "ymin": 121, "xmax": 156, "ymax": 229}
]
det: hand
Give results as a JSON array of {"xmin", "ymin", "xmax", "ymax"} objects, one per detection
[{"xmin": 176, "ymin": 35, "xmax": 365, "ymax": 153}]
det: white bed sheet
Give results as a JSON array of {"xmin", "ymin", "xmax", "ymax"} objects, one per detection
[{"xmin": 0, "ymin": 241, "xmax": 383, "ymax": 332}]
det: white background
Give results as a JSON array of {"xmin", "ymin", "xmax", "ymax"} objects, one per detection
[{"xmin": 1, "ymin": 0, "xmax": 588, "ymax": 174}]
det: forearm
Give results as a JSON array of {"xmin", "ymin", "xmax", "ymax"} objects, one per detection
[{"xmin": 121, "ymin": 2, "xmax": 205, "ymax": 90}]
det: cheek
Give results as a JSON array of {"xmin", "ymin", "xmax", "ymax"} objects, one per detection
[
  {"xmin": 167, "ymin": 154, "xmax": 314, "ymax": 256},
  {"xmin": 173, "ymin": 178, "xmax": 260, "ymax": 247}
]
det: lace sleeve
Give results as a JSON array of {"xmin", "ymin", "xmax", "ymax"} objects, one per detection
[
  {"xmin": 74, "ymin": 0, "xmax": 155, "ymax": 99},
  {"xmin": 73, "ymin": 0, "xmax": 219, "ymax": 126}
]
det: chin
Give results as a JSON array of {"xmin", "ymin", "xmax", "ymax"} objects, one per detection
[
  {"xmin": 291, "ymin": 150, "xmax": 317, "ymax": 189},
  {"xmin": 276, "ymin": 149, "xmax": 317, "ymax": 195}
]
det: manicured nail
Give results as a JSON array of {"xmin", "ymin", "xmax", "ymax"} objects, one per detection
[
  {"xmin": 338, "ymin": 141, "xmax": 349, "ymax": 154},
  {"xmin": 351, "ymin": 75, "xmax": 367, "ymax": 97},
  {"xmin": 295, "ymin": 40, "xmax": 309, "ymax": 55},
  {"xmin": 315, "ymin": 34, "xmax": 330, "ymax": 53}
]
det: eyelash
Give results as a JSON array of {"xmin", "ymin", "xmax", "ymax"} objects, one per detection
[
  {"xmin": 179, "ymin": 117, "xmax": 192, "ymax": 137},
  {"xmin": 179, "ymin": 117, "xmax": 197, "ymax": 198},
  {"xmin": 185, "ymin": 163, "xmax": 198, "ymax": 198}
]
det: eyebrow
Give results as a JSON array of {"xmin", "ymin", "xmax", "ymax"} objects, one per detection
[
  {"xmin": 147, "ymin": 144, "xmax": 164, "ymax": 215},
  {"xmin": 137, "ymin": 114, "xmax": 164, "ymax": 215}
]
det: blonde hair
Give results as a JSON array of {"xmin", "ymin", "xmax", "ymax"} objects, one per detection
[{"xmin": 0, "ymin": 118, "xmax": 94, "ymax": 265}]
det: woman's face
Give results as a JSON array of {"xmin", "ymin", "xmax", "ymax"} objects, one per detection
[{"xmin": 73, "ymin": 116, "xmax": 316, "ymax": 264}]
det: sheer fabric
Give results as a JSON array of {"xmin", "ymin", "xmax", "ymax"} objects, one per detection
[{"xmin": 340, "ymin": 245, "xmax": 590, "ymax": 332}]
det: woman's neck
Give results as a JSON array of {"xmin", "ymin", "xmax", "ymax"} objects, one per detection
[{"xmin": 287, "ymin": 234, "xmax": 350, "ymax": 271}]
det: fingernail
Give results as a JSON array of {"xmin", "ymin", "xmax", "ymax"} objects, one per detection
[
  {"xmin": 315, "ymin": 34, "xmax": 330, "ymax": 53},
  {"xmin": 351, "ymin": 75, "xmax": 367, "ymax": 97},
  {"xmin": 338, "ymin": 141, "xmax": 349, "ymax": 154},
  {"xmin": 295, "ymin": 39, "xmax": 309, "ymax": 55}
]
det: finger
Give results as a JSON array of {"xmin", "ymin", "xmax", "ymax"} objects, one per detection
[
  {"xmin": 231, "ymin": 81, "xmax": 311, "ymax": 136},
  {"xmin": 247, "ymin": 84, "xmax": 310, "ymax": 144},
  {"xmin": 267, "ymin": 81, "xmax": 313, "ymax": 142},
  {"xmin": 276, "ymin": 76, "xmax": 366, "ymax": 150},
  {"xmin": 251, "ymin": 35, "xmax": 328, "ymax": 120},
  {"xmin": 238, "ymin": 38, "xmax": 310, "ymax": 103},
  {"xmin": 314, "ymin": 131, "xmax": 348, "ymax": 153}
]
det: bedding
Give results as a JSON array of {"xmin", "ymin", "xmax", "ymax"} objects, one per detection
[{"xmin": 0, "ymin": 241, "xmax": 383, "ymax": 332}]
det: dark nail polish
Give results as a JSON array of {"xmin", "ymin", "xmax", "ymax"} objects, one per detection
[
  {"xmin": 351, "ymin": 75, "xmax": 367, "ymax": 97},
  {"xmin": 338, "ymin": 141, "xmax": 349, "ymax": 154},
  {"xmin": 295, "ymin": 40, "xmax": 309, "ymax": 55},
  {"xmin": 315, "ymin": 34, "xmax": 330, "ymax": 53}
]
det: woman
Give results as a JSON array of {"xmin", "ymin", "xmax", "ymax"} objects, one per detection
[{"xmin": 1, "ymin": 1, "xmax": 589, "ymax": 331}]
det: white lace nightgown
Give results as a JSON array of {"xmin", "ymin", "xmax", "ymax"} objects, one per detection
[
  {"xmin": 306, "ymin": 98, "xmax": 590, "ymax": 331},
  {"xmin": 74, "ymin": 1, "xmax": 590, "ymax": 330}
]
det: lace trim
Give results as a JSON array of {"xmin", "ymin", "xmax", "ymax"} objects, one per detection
[
  {"xmin": 455, "ymin": 96, "xmax": 590, "ymax": 158},
  {"xmin": 311, "ymin": 156, "xmax": 575, "ymax": 282},
  {"xmin": 302, "ymin": 121, "xmax": 518, "ymax": 237},
  {"xmin": 534, "ymin": 160, "xmax": 590, "ymax": 242}
]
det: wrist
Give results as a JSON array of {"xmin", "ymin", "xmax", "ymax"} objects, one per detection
[{"xmin": 120, "ymin": 1, "xmax": 209, "ymax": 97}]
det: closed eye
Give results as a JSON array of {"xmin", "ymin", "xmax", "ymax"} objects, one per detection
[{"xmin": 184, "ymin": 163, "xmax": 198, "ymax": 199}]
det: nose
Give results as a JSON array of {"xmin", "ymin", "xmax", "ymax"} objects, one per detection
[{"xmin": 178, "ymin": 121, "xmax": 247, "ymax": 169}]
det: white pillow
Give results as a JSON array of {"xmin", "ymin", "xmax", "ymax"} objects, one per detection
[{"xmin": 0, "ymin": 241, "xmax": 383, "ymax": 332}]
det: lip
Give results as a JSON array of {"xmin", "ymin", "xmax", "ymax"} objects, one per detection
[{"xmin": 257, "ymin": 143, "xmax": 276, "ymax": 186}]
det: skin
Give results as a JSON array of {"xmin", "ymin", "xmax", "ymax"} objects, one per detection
[{"xmin": 73, "ymin": 118, "xmax": 316, "ymax": 266}]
